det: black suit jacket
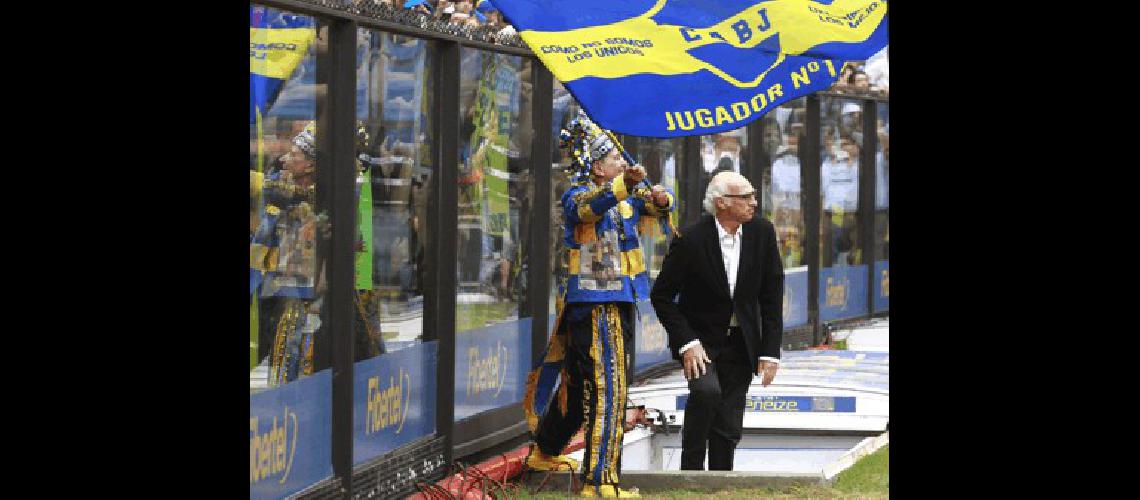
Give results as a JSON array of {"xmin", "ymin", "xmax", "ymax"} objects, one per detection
[{"xmin": 650, "ymin": 215, "xmax": 784, "ymax": 372}]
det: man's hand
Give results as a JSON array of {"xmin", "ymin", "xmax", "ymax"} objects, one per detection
[
  {"xmin": 756, "ymin": 360, "xmax": 778, "ymax": 387},
  {"xmin": 682, "ymin": 343, "xmax": 712, "ymax": 380},
  {"xmin": 624, "ymin": 164, "xmax": 647, "ymax": 186},
  {"xmin": 650, "ymin": 184, "xmax": 670, "ymax": 207}
]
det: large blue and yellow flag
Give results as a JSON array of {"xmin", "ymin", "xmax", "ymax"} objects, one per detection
[
  {"xmin": 250, "ymin": 5, "xmax": 315, "ymax": 123},
  {"xmin": 493, "ymin": 0, "xmax": 887, "ymax": 137}
]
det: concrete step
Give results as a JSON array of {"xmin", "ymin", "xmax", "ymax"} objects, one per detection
[{"xmin": 520, "ymin": 470, "xmax": 823, "ymax": 494}]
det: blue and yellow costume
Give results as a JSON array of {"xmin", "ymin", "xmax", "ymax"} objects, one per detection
[
  {"xmin": 250, "ymin": 123, "xmax": 321, "ymax": 386},
  {"xmin": 524, "ymin": 110, "xmax": 675, "ymax": 494}
]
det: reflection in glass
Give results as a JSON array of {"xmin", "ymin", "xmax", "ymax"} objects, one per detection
[
  {"xmin": 456, "ymin": 49, "xmax": 533, "ymax": 334},
  {"xmin": 875, "ymin": 101, "xmax": 888, "ymax": 261},
  {"xmin": 549, "ymin": 80, "xmax": 581, "ymax": 314},
  {"xmin": 625, "ymin": 137, "xmax": 683, "ymax": 284},
  {"xmin": 762, "ymin": 98, "xmax": 807, "ymax": 268},
  {"xmin": 700, "ymin": 129, "xmax": 748, "ymax": 203},
  {"xmin": 250, "ymin": 6, "xmax": 323, "ymax": 393},
  {"xmin": 819, "ymin": 98, "xmax": 862, "ymax": 267},
  {"xmin": 354, "ymin": 30, "xmax": 436, "ymax": 360}
]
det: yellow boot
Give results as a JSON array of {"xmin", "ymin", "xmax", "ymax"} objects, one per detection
[
  {"xmin": 580, "ymin": 484, "xmax": 640, "ymax": 498},
  {"xmin": 524, "ymin": 446, "xmax": 579, "ymax": 472}
]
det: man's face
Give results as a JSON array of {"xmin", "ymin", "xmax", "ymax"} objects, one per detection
[
  {"xmin": 788, "ymin": 124, "xmax": 802, "ymax": 147},
  {"xmin": 854, "ymin": 74, "xmax": 870, "ymax": 88},
  {"xmin": 841, "ymin": 140, "xmax": 859, "ymax": 162},
  {"xmin": 283, "ymin": 145, "xmax": 315, "ymax": 176},
  {"xmin": 717, "ymin": 179, "xmax": 758, "ymax": 223},
  {"xmin": 764, "ymin": 126, "xmax": 781, "ymax": 154},
  {"xmin": 593, "ymin": 148, "xmax": 627, "ymax": 182}
]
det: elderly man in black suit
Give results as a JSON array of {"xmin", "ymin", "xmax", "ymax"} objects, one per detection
[{"xmin": 650, "ymin": 171, "xmax": 784, "ymax": 471}]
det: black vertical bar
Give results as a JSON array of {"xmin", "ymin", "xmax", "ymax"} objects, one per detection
[
  {"xmin": 316, "ymin": 18, "xmax": 357, "ymax": 499},
  {"xmin": 530, "ymin": 62, "xmax": 553, "ymax": 367},
  {"xmin": 803, "ymin": 95, "xmax": 822, "ymax": 346},
  {"xmin": 860, "ymin": 100, "xmax": 877, "ymax": 318},
  {"xmin": 747, "ymin": 119, "xmax": 765, "ymax": 207},
  {"xmin": 432, "ymin": 40, "xmax": 460, "ymax": 465},
  {"xmin": 683, "ymin": 136, "xmax": 703, "ymax": 226}
]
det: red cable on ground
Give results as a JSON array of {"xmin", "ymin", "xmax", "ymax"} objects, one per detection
[{"xmin": 407, "ymin": 432, "xmax": 587, "ymax": 500}]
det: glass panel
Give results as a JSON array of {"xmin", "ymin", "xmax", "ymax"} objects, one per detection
[
  {"xmin": 354, "ymin": 30, "xmax": 436, "ymax": 358},
  {"xmin": 625, "ymin": 136, "xmax": 682, "ymax": 372},
  {"xmin": 700, "ymin": 127, "xmax": 749, "ymax": 198},
  {"xmin": 550, "ymin": 79, "xmax": 582, "ymax": 315},
  {"xmin": 350, "ymin": 28, "xmax": 440, "ymax": 466},
  {"xmin": 873, "ymin": 101, "xmax": 889, "ymax": 313},
  {"xmin": 874, "ymin": 102, "xmax": 888, "ymax": 262},
  {"xmin": 625, "ymin": 137, "xmax": 683, "ymax": 286},
  {"xmin": 761, "ymin": 98, "xmax": 809, "ymax": 330},
  {"xmin": 819, "ymin": 97, "xmax": 862, "ymax": 268},
  {"xmin": 455, "ymin": 48, "xmax": 534, "ymax": 421},
  {"xmin": 818, "ymin": 97, "xmax": 868, "ymax": 321},
  {"xmin": 250, "ymin": 5, "xmax": 324, "ymax": 392},
  {"xmin": 250, "ymin": 6, "xmax": 333, "ymax": 497},
  {"xmin": 762, "ymin": 98, "xmax": 807, "ymax": 268}
]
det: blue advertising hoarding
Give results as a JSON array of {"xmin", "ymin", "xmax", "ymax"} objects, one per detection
[
  {"xmin": 872, "ymin": 260, "xmax": 889, "ymax": 313},
  {"xmin": 250, "ymin": 370, "xmax": 333, "ymax": 499},
  {"xmin": 818, "ymin": 265, "xmax": 869, "ymax": 322},
  {"xmin": 635, "ymin": 299, "xmax": 672, "ymax": 372},
  {"xmin": 455, "ymin": 318, "xmax": 532, "ymax": 421},
  {"xmin": 783, "ymin": 266, "xmax": 808, "ymax": 329},
  {"xmin": 353, "ymin": 341, "xmax": 438, "ymax": 465}
]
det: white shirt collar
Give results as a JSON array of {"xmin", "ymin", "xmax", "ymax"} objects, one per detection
[{"xmin": 714, "ymin": 216, "xmax": 742, "ymax": 241}]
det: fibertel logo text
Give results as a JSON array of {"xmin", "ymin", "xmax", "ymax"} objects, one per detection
[
  {"xmin": 638, "ymin": 314, "xmax": 668, "ymax": 353},
  {"xmin": 826, "ymin": 276, "xmax": 849, "ymax": 308},
  {"xmin": 467, "ymin": 341, "xmax": 509, "ymax": 399},
  {"xmin": 367, "ymin": 368, "xmax": 412, "ymax": 435},
  {"xmin": 250, "ymin": 406, "xmax": 299, "ymax": 485}
]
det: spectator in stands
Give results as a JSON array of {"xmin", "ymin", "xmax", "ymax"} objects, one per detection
[
  {"xmin": 485, "ymin": 8, "xmax": 505, "ymax": 29},
  {"xmin": 403, "ymin": 0, "xmax": 433, "ymax": 16},
  {"xmin": 850, "ymin": 70, "xmax": 870, "ymax": 91},
  {"xmin": 436, "ymin": 0, "xmax": 453, "ymax": 21},
  {"xmin": 715, "ymin": 155, "xmax": 735, "ymax": 175},
  {"xmin": 865, "ymin": 46, "xmax": 888, "ymax": 95},
  {"xmin": 835, "ymin": 63, "xmax": 854, "ymax": 90},
  {"xmin": 840, "ymin": 102, "xmax": 863, "ymax": 147}
]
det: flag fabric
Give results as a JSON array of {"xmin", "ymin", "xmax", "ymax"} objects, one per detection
[
  {"xmin": 405, "ymin": 0, "xmax": 433, "ymax": 11},
  {"xmin": 492, "ymin": 0, "xmax": 887, "ymax": 137},
  {"xmin": 250, "ymin": 5, "xmax": 316, "ymax": 123},
  {"xmin": 475, "ymin": 0, "xmax": 498, "ymax": 23}
]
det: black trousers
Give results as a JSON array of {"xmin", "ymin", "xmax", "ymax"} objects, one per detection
[
  {"xmin": 680, "ymin": 328, "xmax": 753, "ymax": 471},
  {"xmin": 535, "ymin": 302, "xmax": 633, "ymax": 487}
]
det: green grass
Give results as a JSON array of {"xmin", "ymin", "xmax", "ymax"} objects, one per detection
[
  {"xmin": 504, "ymin": 446, "xmax": 888, "ymax": 499},
  {"xmin": 833, "ymin": 445, "xmax": 889, "ymax": 494},
  {"xmin": 456, "ymin": 301, "xmax": 518, "ymax": 333}
]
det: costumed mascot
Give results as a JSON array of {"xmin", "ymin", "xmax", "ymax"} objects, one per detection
[{"xmin": 522, "ymin": 109, "xmax": 675, "ymax": 498}]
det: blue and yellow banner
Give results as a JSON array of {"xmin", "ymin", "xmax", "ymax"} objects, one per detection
[
  {"xmin": 784, "ymin": 266, "xmax": 809, "ymax": 329},
  {"xmin": 250, "ymin": 370, "xmax": 333, "ymax": 499},
  {"xmin": 872, "ymin": 259, "xmax": 888, "ymax": 313},
  {"xmin": 353, "ymin": 341, "xmax": 438, "ymax": 465},
  {"xmin": 250, "ymin": 6, "xmax": 315, "ymax": 123},
  {"xmin": 635, "ymin": 300, "xmax": 671, "ymax": 371},
  {"xmin": 819, "ymin": 265, "xmax": 869, "ymax": 322},
  {"xmin": 493, "ymin": 0, "xmax": 887, "ymax": 137},
  {"xmin": 454, "ymin": 318, "xmax": 532, "ymax": 421}
]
